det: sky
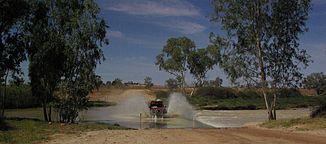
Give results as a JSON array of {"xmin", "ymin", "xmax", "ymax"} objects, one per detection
[{"xmin": 21, "ymin": 0, "xmax": 326, "ymax": 86}]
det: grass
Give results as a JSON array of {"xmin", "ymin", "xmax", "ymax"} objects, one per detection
[
  {"xmin": 0, "ymin": 118, "xmax": 127, "ymax": 144},
  {"xmin": 189, "ymin": 93, "xmax": 325, "ymax": 110},
  {"xmin": 260, "ymin": 117, "xmax": 326, "ymax": 130}
]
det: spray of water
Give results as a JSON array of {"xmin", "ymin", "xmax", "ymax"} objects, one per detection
[
  {"xmin": 167, "ymin": 93, "xmax": 194, "ymax": 120},
  {"xmin": 111, "ymin": 95, "xmax": 150, "ymax": 118}
]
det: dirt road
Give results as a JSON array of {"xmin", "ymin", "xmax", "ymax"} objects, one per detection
[
  {"xmin": 89, "ymin": 88, "xmax": 156, "ymax": 103},
  {"xmin": 46, "ymin": 127, "xmax": 326, "ymax": 144}
]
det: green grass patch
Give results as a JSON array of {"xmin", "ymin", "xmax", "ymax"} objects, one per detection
[
  {"xmin": 0, "ymin": 118, "xmax": 127, "ymax": 144},
  {"xmin": 260, "ymin": 117, "xmax": 326, "ymax": 130},
  {"xmin": 188, "ymin": 87, "xmax": 326, "ymax": 110},
  {"xmin": 189, "ymin": 93, "xmax": 325, "ymax": 110},
  {"xmin": 87, "ymin": 101, "xmax": 116, "ymax": 107}
]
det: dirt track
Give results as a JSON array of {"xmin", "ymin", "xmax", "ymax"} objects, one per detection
[
  {"xmin": 46, "ymin": 127, "xmax": 326, "ymax": 144},
  {"xmin": 46, "ymin": 88, "xmax": 326, "ymax": 144}
]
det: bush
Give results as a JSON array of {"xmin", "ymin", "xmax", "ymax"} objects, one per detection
[
  {"xmin": 1, "ymin": 85, "xmax": 40, "ymax": 109},
  {"xmin": 277, "ymin": 88, "xmax": 303, "ymax": 97},
  {"xmin": 236, "ymin": 89, "xmax": 261, "ymax": 99},
  {"xmin": 194, "ymin": 87, "xmax": 237, "ymax": 99},
  {"xmin": 189, "ymin": 87, "xmax": 324, "ymax": 110},
  {"xmin": 311, "ymin": 105, "xmax": 326, "ymax": 118}
]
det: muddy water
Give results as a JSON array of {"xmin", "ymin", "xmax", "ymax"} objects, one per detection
[
  {"xmin": 196, "ymin": 109, "xmax": 310, "ymax": 128},
  {"xmin": 5, "ymin": 107, "xmax": 311, "ymax": 129},
  {"xmin": 4, "ymin": 92, "xmax": 311, "ymax": 129}
]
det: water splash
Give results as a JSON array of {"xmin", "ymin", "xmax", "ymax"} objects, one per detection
[
  {"xmin": 112, "ymin": 95, "xmax": 150, "ymax": 118},
  {"xmin": 167, "ymin": 93, "xmax": 194, "ymax": 120}
]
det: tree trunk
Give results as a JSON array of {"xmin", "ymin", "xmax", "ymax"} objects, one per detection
[
  {"xmin": 272, "ymin": 93, "xmax": 277, "ymax": 120},
  {"xmin": 1, "ymin": 70, "xmax": 9, "ymax": 117},
  {"xmin": 42, "ymin": 102, "xmax": 48, "ymax": 121},
  {"xmin": 262, "ymin": 91, "xmax": 273, "ymax": 120},
  {"xmin": 181, "ymin": 73, "xmax": 186, "ymax": 94},
  {"xmin": 48, "ymin": 105, "xmax": 52, "ymax": 122}
]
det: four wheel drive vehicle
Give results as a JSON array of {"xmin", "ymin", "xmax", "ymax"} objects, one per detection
[{"xmin": 148, "ymin": 99, "xmax": 167, "ymax": 117}]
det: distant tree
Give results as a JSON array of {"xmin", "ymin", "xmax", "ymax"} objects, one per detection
[
  {"xmin": 144, "ymin": 76, "xmax": 153, "ymax": 89},
  {"xmin": 303, "ymin": 73, "xmax": 326, "ymax": 95},
  {"xmin": 0, "ymin": 0, "xmax": 30, "ymax": 117},
  {"xmin": 165, "ymin": 78, "xmax": 180, "ymax": 90},
  {"xmin": 112, "ymin": 78, "xmax": 124, "ymax": 88},
  {"xmin": 204, "ymin": 77, "xmax": 223, "ymax": 87},
  {"xmin": 156, "ymin": 37, "xmax": 196, "ymax": 93},
  {"xmin": 188, "ymin": 47, "xmax": 216, "ymax": 87},
  {"xmin": 210, "ymin": 0, "xmax": 311, "ymax": 120}
]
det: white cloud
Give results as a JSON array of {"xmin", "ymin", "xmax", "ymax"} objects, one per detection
[
  {"xmin": 106, "ymin": 0, "xmax": 200, "ymax": 17},
  {"xmin": 107, "ymin": 30, "xmax": 163, "ymax": 49},
  {"xmin": 109, "ymin": 30, "xmax": 123, "ymax": 38},
  {"xmin": 157, "ymin": 20, "xmax": 206, "ymax": 34}
]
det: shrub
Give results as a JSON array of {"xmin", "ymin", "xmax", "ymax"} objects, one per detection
[
  {"xmin": 277, "ymin": 88, "xmax": 303, "ymax": 97},
  {"xmin": 237, "ymin": 89, "xmax": 261, "ymax": 99},
  {"xmin": 194, "ymin": 87, "xmax": 237, "ymax": 99},
  {"xmin": 311, "ymin": 104, "xmax": 326, "ymax": 118},
  {"xmin": 1, "ymin": 85, "xmax": 40, "ymax": 109}
]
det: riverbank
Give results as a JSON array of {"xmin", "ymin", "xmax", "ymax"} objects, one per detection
[
  {"xmin": 260, "ymin": 117, "xmax": 326, "ymax": 131},
  {"xmin": 0, "ymin": 118, "xmax": 127, "ymax": 144}
]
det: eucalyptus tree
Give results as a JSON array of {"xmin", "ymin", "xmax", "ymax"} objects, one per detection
[
  {"xmin": 210, "ymin": 0, "xmax": 311, "ymax": 120},
  {"xmin": 0, "ymin": 0, "xmax": 30, "ymax": 117},
  {"xmin": 188, "ymin": 46, "xmax": 217, "ymax": 87},
  {"xmin": 155, "ymin": 37, "xmax": 196, "ymax": 93},
  {"xmin": 27, "ymin": 0, "xmax": 108, "ymax": 122}
]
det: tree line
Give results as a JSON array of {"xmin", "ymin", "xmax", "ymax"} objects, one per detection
[{"xmin": 0, "ymin": 0, "xmax": 107, "ymax": 123}]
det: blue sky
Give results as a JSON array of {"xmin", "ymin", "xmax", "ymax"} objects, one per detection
[
  {"xmin": 94, "ymin": 0, "xmax": 326, "ymax": 86},
  {"xmin": 20, "ymin": 0, "xmax": 325, "ymax": 86}
]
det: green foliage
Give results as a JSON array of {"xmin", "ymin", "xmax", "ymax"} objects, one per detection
[
  {"xmin": 210, "ymin": 0, "xmax": 311, "ymax": 86},
  {"xmin": 1, "ymin": 85, "xmax": 39, "ymax": 109},
  {"xmin": 0, "ymin": 0, "xmax": 30, "ymax": 117},
  {"xmin": 155, "ymin": 37, "xmax": 196, "ymax": 91},
  {"xmin": 188, "ymin": 47, "xmax": 217, "ymax": 86},
  {"xmin": 144, "ymin": 76, "xmax": 153, "ymax": 89},
  {"xmin": 190, "ymin": 87, "xmax": 322, "ymax": 110},
  {"xmin": 276, "ymin": 88, "xmax": 303, "ymax": 98},
  {"xmin": 203, "ymin": 77, "xmax": 223, "ymax": 87},
  {"xmin": 236, "ymin": 89, "xmax": 262, "ymax": 99},
  {"xmin": 165, "ymin": 78, "xmax": 180, "ymax": 90},
  {"xmin": 112, "ymin": 78, "xmax": 124, "ymax": 88},
  {"xmin": 303, "ymin": 72, "xmax": 326, "ymax": 95},
  {"xmin": 25, "ymin": 0, "xmax": 108, "ymax": 122},
  {"xmin": 194, "ymin": 87, "xmax": 237, "ymax": 99}
]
